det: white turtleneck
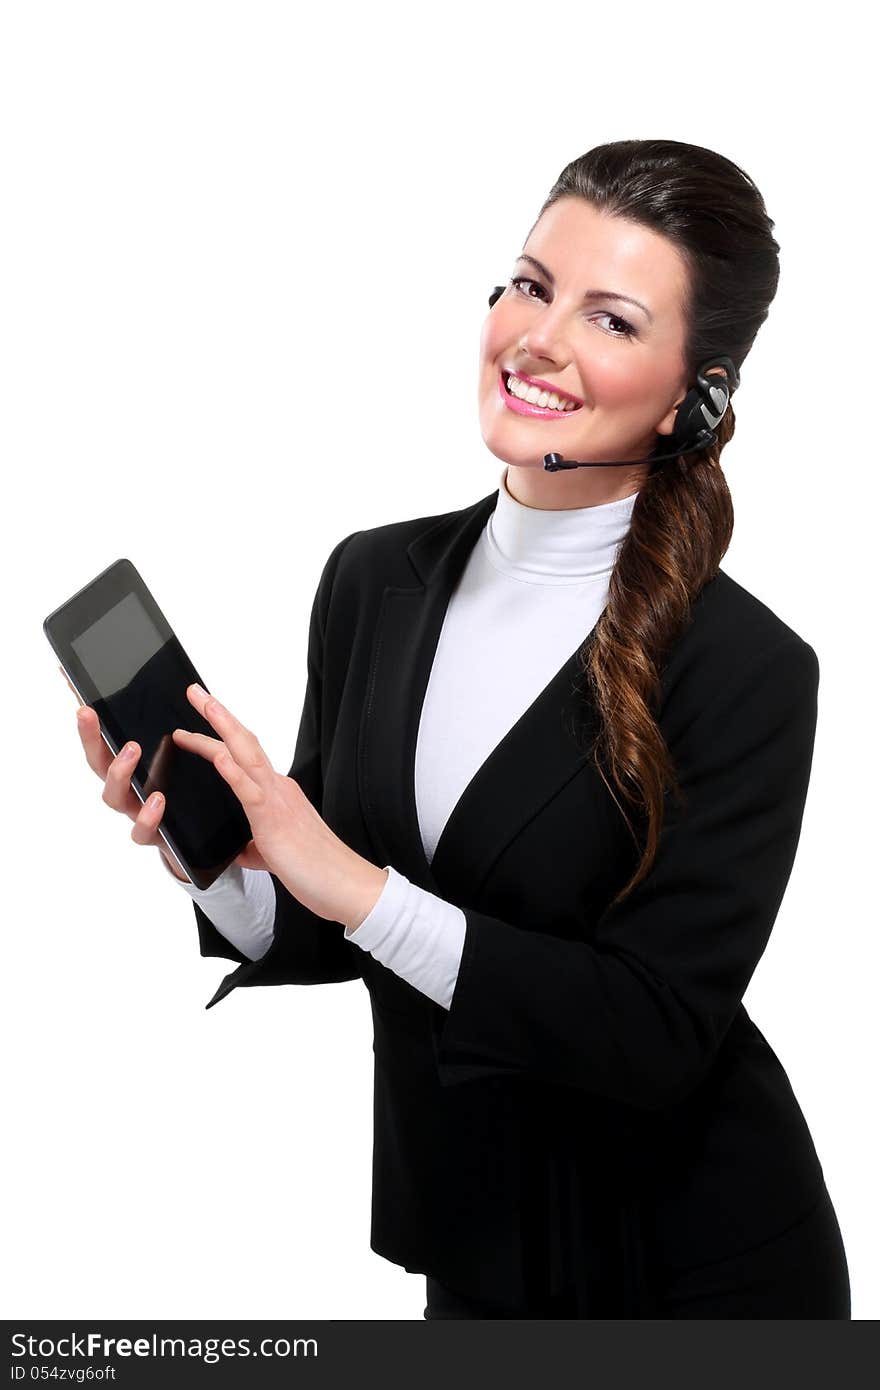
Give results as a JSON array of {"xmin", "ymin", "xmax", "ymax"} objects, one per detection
[{"xmin": 164, "ymin": 467, "xmax": 638, "ymax": 1009}]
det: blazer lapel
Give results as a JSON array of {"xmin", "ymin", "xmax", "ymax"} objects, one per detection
[{"xmin": 357, "ymin": 488, "xmax": 602, "ymax": 906}]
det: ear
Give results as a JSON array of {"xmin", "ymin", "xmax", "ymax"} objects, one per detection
[{"xmin": 654, "ymin": 398, "xmax": 683, "ymax": 438}]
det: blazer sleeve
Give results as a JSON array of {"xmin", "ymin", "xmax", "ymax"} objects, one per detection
[
  {"xmin": 430, "ymin": 634, "xmax": 821, "ymax": 1110},
  {"xmin": 196, "ymin": 529, "xmax": 365, "ymax": 1008}
]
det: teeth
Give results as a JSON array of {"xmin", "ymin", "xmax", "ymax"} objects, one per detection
[{"xmin": 505, "ymin": 372, "xmax": 579, "ymax": 411}]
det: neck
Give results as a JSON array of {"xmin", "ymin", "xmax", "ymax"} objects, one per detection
[{"xmin": 503, "ymin": 459, "xmax": 647, "ymax": 511}]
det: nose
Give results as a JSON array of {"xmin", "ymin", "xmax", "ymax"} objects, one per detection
[{"xmin": 517, "ymin": 303, "xmax": 573, "ymax": 367}]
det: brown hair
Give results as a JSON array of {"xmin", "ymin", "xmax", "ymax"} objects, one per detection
[{"xmin": 533, "ymin": 139, "xmax": 781, "ymax": 903}]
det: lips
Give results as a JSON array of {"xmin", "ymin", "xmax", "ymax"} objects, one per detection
[
  {"xmin": 498, "ymin": 370, "xmax": 584, "ymax": 419},
  {"xmin": 504, "ymin": 368, "xmax": 584, "ymax": 407}
]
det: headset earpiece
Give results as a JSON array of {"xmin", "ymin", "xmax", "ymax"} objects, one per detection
[{"xmin": 667, "ymin": 356, "xmax": 741, "ymax": 451}]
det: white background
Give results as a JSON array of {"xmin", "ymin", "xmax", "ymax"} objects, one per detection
[{"xmin": 3, "ymin": 0, "xmax": 876, "ymax": 1321}]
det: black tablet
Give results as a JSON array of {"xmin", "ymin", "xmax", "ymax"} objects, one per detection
[{"xmin": 44, "ymin": 558, "xmax": 252, "ymax": 889}]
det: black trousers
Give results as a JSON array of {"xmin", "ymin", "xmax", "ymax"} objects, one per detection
[{"xmin": 423, "ymin": 1182, "xmax": 851, "ymax": 1319}]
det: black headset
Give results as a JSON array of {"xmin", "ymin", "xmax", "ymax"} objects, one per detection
[{"xmin": 487, "ymin": 283, "xmax": 740, "ymax": 471}]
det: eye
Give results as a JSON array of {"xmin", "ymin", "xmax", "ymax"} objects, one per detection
[{"xmin": 508, "ymin": 276, "xmax": 637, "ymax": 340}]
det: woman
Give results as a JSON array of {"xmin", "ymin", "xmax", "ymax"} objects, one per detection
[{"xmin": 73, "ymin": 139, "xmax": 851, "ymax": 1319}]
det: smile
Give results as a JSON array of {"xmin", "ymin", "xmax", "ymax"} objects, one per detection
[{"xmin": 498, "ymin": 371, "xmax": 584, "ymax": 419}]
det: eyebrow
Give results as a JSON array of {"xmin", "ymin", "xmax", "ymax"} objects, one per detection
[{"xmin": 514, "ymin": 253, "xmax": 654, "ymax": 324}]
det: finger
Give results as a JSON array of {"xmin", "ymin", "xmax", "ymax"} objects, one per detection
[
  {"xmin": 131, "ymin": 789, "xmax": 166, "ymax": 846},
  {"xmin": 101, "ymin": 738, "xmax": 145, "ymax": 817},
  {"xmin": 234, "ymin": 841, "xmax": 268, "ymax": 871},
  {"xmin": 186, "ymin": 683, "xmax": 274, "ymax": 786},
  {"xmin": 170, "ymin": 727, "xmax": 225, "ymax": 761},
  {"xmin": 76, "ymin": 705, "xmax": 115, "ymax": 779},
  {"xmin": 211, "ymin": 742, "xmax": 263, "ymax": 809},
  {"xmin": 74, "ymin": 704, "xmax": 146, "ymax": 818}
]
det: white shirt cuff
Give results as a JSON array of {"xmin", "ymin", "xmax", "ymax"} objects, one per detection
[
  {"xmin": 343, "ymin": 864, "xmax": 466, "ymax": 1011},
  {"xmin": 160, "ymin": 853, "xmax": 276, "ymax": 961}
]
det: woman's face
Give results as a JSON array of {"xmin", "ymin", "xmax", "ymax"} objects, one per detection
[{"xmin": 478, "ymin": 196, "xmax": 693, "ymax": 506}]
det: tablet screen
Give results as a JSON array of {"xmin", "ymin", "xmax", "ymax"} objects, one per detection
[{"xmin": 72, "ymin": 592, "xmax": 164, "ymax": 693}]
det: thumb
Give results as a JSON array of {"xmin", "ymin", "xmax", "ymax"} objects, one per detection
[{"xmin": 234, "ymin": 841, "xmax": 269, "ymax": 872}]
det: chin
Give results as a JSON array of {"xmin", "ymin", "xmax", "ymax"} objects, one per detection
[{"xmin": 479, "ymin": 434, "xmax": 547, "ymax": 471}]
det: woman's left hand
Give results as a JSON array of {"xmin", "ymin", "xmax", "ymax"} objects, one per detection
[{"xmin": 172, "ymin": 684, "xmax": 387, "ymax": 930}]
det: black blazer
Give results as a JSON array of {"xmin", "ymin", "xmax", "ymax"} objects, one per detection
[{"xmin": 192, "ymin": 486, "xmax": 828, "ymax": 1316}]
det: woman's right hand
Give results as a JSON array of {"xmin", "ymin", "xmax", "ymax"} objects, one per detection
[{"xmin": 73, "ymin": 695, "xmax": 191, "ymax": 884}]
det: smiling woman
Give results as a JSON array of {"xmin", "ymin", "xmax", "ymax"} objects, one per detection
[{"xmin": 86, "ymin": 137, "xmax": 850, "ymax": 1321}]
